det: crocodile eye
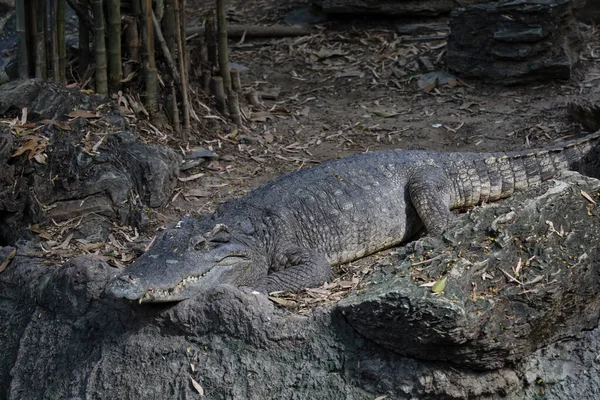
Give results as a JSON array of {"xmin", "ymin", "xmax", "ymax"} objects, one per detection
[
  {"xmin": 210, "ymin": 231, "xmax": 230, "ymax": 243},
  {"xmin": 191, "ymin": 235, "xmax": 207, "ymax": 250}
]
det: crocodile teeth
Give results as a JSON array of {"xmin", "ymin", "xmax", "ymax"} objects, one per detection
[{"xmin": 141, "ymin": 272, "xmax": 209, "ymax": 301}]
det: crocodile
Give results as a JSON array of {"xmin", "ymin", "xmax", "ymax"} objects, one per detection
[{"xmin": 106, "ymin": 131, "xmax": 600, "ymax": 303}]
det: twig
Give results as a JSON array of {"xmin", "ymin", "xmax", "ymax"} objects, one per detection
[
  {"xmin": 410, "ymin": 254, "xmax": 443, "ymax": 267},
  {"xmin": 152, "ymin": 11, "xmax": 181, "ymax": 86}
]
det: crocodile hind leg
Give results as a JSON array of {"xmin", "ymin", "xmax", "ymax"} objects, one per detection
[
  {"xmin": 408, "ymin": 166, "xmax": 456, "ymax": 235},
  {"xmin": 255, "ymin": 247, "xmax": 332, "ymax": 294}
]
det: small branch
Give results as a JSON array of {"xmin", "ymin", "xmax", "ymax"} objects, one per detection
[{"xmin": 186, "ymin": 24, "xmax": 313, "ymax": 39}]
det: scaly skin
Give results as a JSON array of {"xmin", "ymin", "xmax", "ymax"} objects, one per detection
[{"xmin": 106, "ymin": 131, "xmax": 600, "ymax": 302}]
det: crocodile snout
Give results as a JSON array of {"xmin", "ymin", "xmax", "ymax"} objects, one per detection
[{"xmin": 106, "ymin": 274, "xmax": 148, "ymax": 301}]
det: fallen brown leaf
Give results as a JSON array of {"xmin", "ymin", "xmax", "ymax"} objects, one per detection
[
  {"xmin": 67, "ymin": 110, "xmax": 100, "ymax": 119},
  {"xmin": 0, "ymin": 247, "xmax": 16, "ymax": 274},
  {"xmin": 190, "ymin": 377, "xmax": 205, "ymax": 396}
]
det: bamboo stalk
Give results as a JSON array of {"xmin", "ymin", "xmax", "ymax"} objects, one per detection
[
  {"xmin": 230, "ymin": 69, "xmax": 241, "ymax": 92},
  {"xmin": 205, "ymin": 11, "xmax": 217, "ymax": 71},
  {"xmin": 170, "ymin": 82, "xmax": 181, "ymax": 135},
  {"xmin": 227, "ymin": 91, "xmax": 242, "ymax": 127},
  {"xmin": 107, "ymin": 0, "xmax": 123, "ymax": 92},
  {"xmin": 57, "ymin": 0, "xmax": 66, "ymax": 84},
  {"xmin": 216, "ymin": 0, "xmax": 231, "ymax": 92},
  {"xmin": 34, "ymin": 0, "xmax": 47, "ymax": 79},
  {"xmin": 78, "ymin": 0, "xmax": 90, "ymax": 77},
  {"xmin": 141, "ymin": 0, "xmax": 158, "ymax": 113},
  {"xmin": 211, "ymin": 76, "xmax": 226, "ymax": 113},
  {"xmin": 163, "ymin": 0, "xmax": 177, "ymax": 61},
  {"xmin": 92, "ymin": 0, "xmax": 108, "ymax": 93},
  {"xmin": 15, "ymin": 0, "xmax": 28, "ymax": 79},
  {"xmin": 180, "ymin": 0, "xmax": 188, "ymax": 76},
  {"xmin": 123, "ymin": 15, "xmax": 140, "ymax": 78},
  {"xmin": 50, "ymin": 0, "xmax": 59, "ymax": 81},
  {"xmin": 173, "ymin": 0, "xmax": 190, "ymax": 134}
]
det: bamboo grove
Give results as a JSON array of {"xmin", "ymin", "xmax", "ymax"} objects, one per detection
[{"xmin": 13, "ymin": 0, "xmax": 243, "ymax": 134}]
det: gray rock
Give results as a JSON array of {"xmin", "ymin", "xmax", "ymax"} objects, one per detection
[
  {"xmin": 0, "ymin": 81, "xmax": 181, "ymax": 244},
  {"xmin": 338, "ymin": 171, "xmax": 600, "ymax": 369},
  {"xmin": 446, "ymin": 0, "xmax": 582, "ymax": 85},
  {"xmin": 0, "ymin": 79, "xmax": 104, "ymax": 120},
  {"xmin": 575, "ymin": 0, "xmax": 600, "ymax": 24},
  {"xmin": 2, "ymin": 172, "xmax": 600, "ymax": 398}
]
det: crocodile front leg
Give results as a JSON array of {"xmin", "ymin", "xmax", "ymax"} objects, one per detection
[
  {"xmin": 255, "ymin": 246, "xmax": 332, "ymax": 293},
  {"xmin": 409, "ymin": 166, "xmax": 456, "ymax": 235}
]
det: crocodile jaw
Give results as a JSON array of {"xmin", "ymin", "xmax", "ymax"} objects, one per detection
[{"xmin": 106, "ymin": 255, "xmax": 253, "ymax": 303}]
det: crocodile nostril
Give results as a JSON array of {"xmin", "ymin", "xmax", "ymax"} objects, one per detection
[{"xmin": 118, "ymin": 274, "xmax": 137, "ymax": 284}]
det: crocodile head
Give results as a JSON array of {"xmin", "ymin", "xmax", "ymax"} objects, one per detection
[{"xmin": 106, "ymin": 216, "xmax": 260, "ymax": 303}]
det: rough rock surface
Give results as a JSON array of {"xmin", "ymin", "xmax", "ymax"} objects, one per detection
[
  {"xmin": 446, "ymin": 0, "xmax": 582, "ymax": 85},
  {"xmin": 314, "ymin": 0, "xmax": 490, "ymax": 16},
  {"xmin": 576, "ymin": 0, "xmax": 600, "ymax": 24},
  {"xmin": 339, "ymin": 171, "xmax": 600, "ymax": 369},
  {"xmin": 0, "ymin": 80, "xmax": 181, "ymax": 244},
  {"xmin": 1, "ymin": 173, "xmax": 600, "ymax": 399}
]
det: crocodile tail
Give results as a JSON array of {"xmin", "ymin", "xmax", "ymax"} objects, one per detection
[
  {"xmin": 508, "ymin": 129, "xmax": 600, "ymax": 193},
  {"xmin": 457, "ymin": 130, "xmax": 600, "ymax": 207}
]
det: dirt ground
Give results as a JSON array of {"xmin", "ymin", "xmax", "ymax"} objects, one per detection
[{"xmin": 125, "ymin": 0, "xmax": 600, "ymax": 308}]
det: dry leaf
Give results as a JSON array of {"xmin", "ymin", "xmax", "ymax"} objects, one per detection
[
  {"xmin": 39, "ymin": 119, "xmax": 72, "ymax": 131},
  {"xmin": 0, "ymin": 247, "xmax": 16, "ymax": 273},
  {"xmin": 33, "ymin": 152, "xmax": 47, "ymax": 164},
  {"xmin": 581, "ymin": 190, "xmax": 597, "ymax": 205},
  {"xmin": 184, "ymin": 189, "xmax": 211, "ymax": 197},
  {"xmin": 11, "ymin": 138, "xmax": 46, "ymax": 160},
  {"xmin": 269, "ymin": 296, "xmax": 297, "ymax": 308},
  {"xmin": 20, "ymin": 107, "xmax": 28, "ymax": 125},
  {"xmin": 190, "ymin": 377, "xmax": 204, "ymax": 396},
  {"xmin": 264, "ymin": 132, "xmax": 275, "ymax": 143},
  {"xmin": 178, "ymin": 173, "xmax": 205, "ymax": 182},
  {"xmin": 370, "ymin": 109, "xmax": 400, "ymax": 118},
  {"xmin": 313, "ymin": 48, "xmax": 347, "ymax": 59},
  {"xmin": 66, "ymin": 110, "xmax": 99, "ymax": 119},
  {"xmin": 513, "ymin": 258, "xmax": 522, "ymax": 277},
  {"xmin": 250, "ymin": 111, "xmax": 272, "ymax": 122}
]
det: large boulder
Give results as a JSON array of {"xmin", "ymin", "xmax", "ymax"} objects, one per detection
[
  {"xmin": 446, "ymin": 0, "xmax": 582, "ymax": 85},
  {"xmin": 1, "ymin": 172, "xmax": 600, "ymax": 398},
  {"xmin": 338, "ymin": 171, "xmax": 600, "ymax": 369},
  {"xmin": 0, "ymin": 80, "xmax": 181, "ymax": 244}
]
